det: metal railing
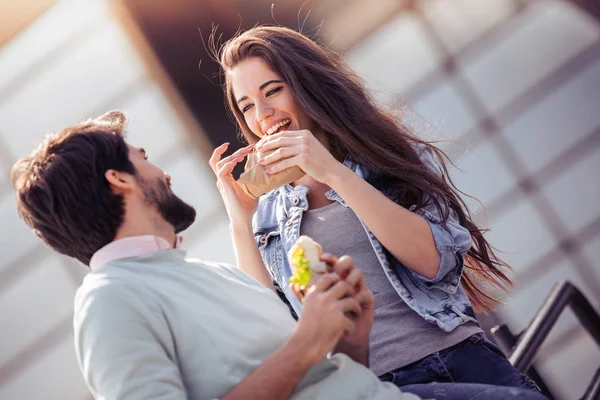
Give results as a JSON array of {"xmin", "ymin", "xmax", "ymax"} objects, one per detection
[{"xmin": 491, "ymin": 280, "xmax": 600, "ymax": 400}]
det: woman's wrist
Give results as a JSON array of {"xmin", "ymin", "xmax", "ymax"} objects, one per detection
[
  {"xmin": 325, "ymin": 162, "xmax": 354, "ymax": 192},
  {"xmin": 229, "ymin": 220, "xmax": 253, "ymax": 234}
]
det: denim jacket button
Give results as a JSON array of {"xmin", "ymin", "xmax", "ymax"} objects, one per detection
[
  {"xmin": 259, "ymin": 235, "xmax": 268, "ymax": 244},
  {"xmin": 292, "ymin": 197, "xmax": 300, "ymax": 206}
]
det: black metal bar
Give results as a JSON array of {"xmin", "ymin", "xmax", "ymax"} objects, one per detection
[
  {"xmin": 489, "ymin": 324, "xmax": 554, "ymax": 399},
  {"xmin": 509, "ymin": 281, "xmax": 600, "ymax": 372},
  {"xmin": 583, "ymin": 368, "xmax": 600, "ymax": 400},
  {"xmin": 490, "ymin": 324, "xmax": 518, "ymax": 356},
  {"xmin": 570, "ymin": 289, "xmax": 600, "ymax": 346}
]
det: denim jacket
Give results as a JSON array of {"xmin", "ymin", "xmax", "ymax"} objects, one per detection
[{"xmin": 252, "ymin": 147, "xmax": 477, "ymax": 332}]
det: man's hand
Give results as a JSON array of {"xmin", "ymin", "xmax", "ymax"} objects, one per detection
[
  {"xmin": 290, "ymin": 253, "xmax": 374, "ymax": 366},
  {"xmin": 323, "ymin": 254, "xmax": 374, "ymax": 366}
]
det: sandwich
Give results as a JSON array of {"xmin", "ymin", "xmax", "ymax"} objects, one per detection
[
  {"xmin": 237, "ymin": 138, "xmax": 305, "ymax": 198},
  {"xmin": 288, "ymin": 236, "xmax": 328, "ymax": 287}
]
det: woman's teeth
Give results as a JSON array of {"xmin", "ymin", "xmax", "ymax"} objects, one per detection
[{"xmin": 266, "ymin": 119, "xmax": 291, "ymax": 135}]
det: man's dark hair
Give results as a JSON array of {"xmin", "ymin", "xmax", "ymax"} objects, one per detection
[{"xmin": 11, "ymin": 111, "xmax": 135, "ymax": 265}]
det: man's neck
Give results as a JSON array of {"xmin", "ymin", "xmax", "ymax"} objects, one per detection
[{"xmin": 114, "ymin": 203, "xmax": 177, "ymax": 247}]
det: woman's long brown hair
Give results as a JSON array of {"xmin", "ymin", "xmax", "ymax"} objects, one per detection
[{"xmin": 215, "ymin": 26, "xmax": 513, "ymax": 313}]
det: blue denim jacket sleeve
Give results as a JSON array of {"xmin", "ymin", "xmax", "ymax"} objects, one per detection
[{"xmin": 407, "ymin": 145, "xmax": 472, "ymax": 293}]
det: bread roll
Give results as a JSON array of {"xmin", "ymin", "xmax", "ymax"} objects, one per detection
[{"xmin": 288, "ymin": 236, "xmax": 328, "ymax": 287}]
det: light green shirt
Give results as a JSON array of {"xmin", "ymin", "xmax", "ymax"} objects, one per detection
[{"xmin": 74, "ymin": 249, "xmax": 413, "ymax": 400}]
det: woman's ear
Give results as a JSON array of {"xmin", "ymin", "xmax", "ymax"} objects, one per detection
[{"xmin": 105, "ymin": 169, "xmax": 135, "ymax": 193}]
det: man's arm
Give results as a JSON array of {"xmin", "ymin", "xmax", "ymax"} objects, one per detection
[
  {"xmin": 220, "ymin": 329, "xmax": 316, "ymax": 400},
  {"xmin": 76, "ymin": 282, "xmax": 311, "ymax": 400},
  {"xmin": 76, "ymin": 273, "xmax": 359, "ymax": 400}
]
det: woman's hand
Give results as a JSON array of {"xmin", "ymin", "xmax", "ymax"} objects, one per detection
[
  {"xmin": 290, "ymin": 273, "xmax": 362, "ymax": 365},
  {"xmin": 256, "ymin": 130, "xmax": 344, "ymax": 185},
  {"xmin": 209, "ymin": 143, "xmax": 258, "ymax": 227}
]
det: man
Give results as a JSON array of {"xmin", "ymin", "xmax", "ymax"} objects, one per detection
[{"xmin": 12, "ymin": 111, "xmax": 411, "ymax": 399}]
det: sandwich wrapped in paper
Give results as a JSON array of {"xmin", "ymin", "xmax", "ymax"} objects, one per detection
[
  {"xmin": 288, "ymin": 236, "xmax": 329, "ymax": 287},
  {"xmin": 237, "ymin": 141, "xmax": 305, "ymax": 198}
]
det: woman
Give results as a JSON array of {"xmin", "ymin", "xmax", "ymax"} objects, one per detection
[{"xmin": 210, "ymin": 26, "xmax": 542, "ymax": 398}]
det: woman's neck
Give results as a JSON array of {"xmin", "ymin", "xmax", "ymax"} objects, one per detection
[{"xmin": 293, "ymin": 175, "xmax": 334, "ymax": 210}]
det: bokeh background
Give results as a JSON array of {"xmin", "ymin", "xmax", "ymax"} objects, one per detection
[{"xmin": 0, "ymin": 0, "xmax": 599, "ymax": 399}]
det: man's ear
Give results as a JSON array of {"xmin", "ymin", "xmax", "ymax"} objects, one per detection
[{"xmin": 105, "ymin": 169, "xmax": 135, "ymax": 193}]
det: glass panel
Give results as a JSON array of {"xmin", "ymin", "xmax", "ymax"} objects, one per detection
[
  {"xmin": 503, "ymin": 57, "xmax": 600, "ymax": 174},
  {"xmin": 163, "ymin": 147, "xmax": 221, "ymax": 224},
  {"xmin": 0, "ymin": 0, "xmax": 106, "ymax": 93},
  {"xmin": 448, "ymin": 136, "xmax": 516, "ymax": 212},
  {"xmin": 497, "ymin": 259, "xmax": 596, "ymax": 344},
  {"xmin": 543, "ymin": 147, "xmax": 600, "ymax": 235},
  {"xmin": 345, "ymin": 13, "xmax": 441, "ymax": 97},
  {"xmin": 581, "ymin": 234, "xmax": 600, "ymax": 308},
  {"xmin": 187, "ymin": 215, "xmax": 236, "ymax": 266},
  {"xmin": 411, "ymin": 77, "xmax": 478, "ymax": 139},
  {"xmin": 119, "ymin": 84, "xmax": 189, "ymax": 162},
  {"xmin": 485, "ymin": 196, "xmax": 557, "ymax": 272},
  {"xmin": 460, "ymin": 1, "xmax": 600, "ymax": 114},
  {"xmin": 0, "ymin": 194, "xmax": 40, "ymax": 272},
  {"xmin": 0, "ymin": 334, "xmax": 90, "ymax": 400},
  {"xmin": 420, "ymin": 0, "xmax": 517, "ymax": 54},
  {"xmin": 0, "ymin": 256, "xmax": 75, "ymax": 366},
  {"xmin": 537, "ymin": 333, "xmax": 600, "ymax": 400},
  {"xmin": 0, "ymin": 20, "xmax": 143, "ymax": 160}
]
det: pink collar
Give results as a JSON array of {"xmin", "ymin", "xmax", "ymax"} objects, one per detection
[{"xmin": 89, "ymin": 235, "xmax": 182, "ymax": 270}]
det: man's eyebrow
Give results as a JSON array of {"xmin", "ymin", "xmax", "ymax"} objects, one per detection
[{"xmin": 236, "ymin": 80, "xmax": 284, "ymax": 104}]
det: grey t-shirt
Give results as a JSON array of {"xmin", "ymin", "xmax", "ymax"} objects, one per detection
[{"xmin": 301, "ymin": 201, "xmax": 483, "ymax": 376}]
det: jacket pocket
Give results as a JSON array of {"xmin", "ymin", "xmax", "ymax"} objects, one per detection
[{"xmin": 254, "ymin": 228, "xmax": 284, "ymax": 286}]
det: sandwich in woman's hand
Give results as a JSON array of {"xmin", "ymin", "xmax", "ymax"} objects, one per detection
[
  {"xmin": 237, "ymin": 138, "xmax": 305, "ymax": 198},
  {"xmin": 288, "ymin": 236, "xmax": 329, "ymax": 289}
]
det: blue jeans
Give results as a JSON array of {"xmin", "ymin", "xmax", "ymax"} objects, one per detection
[{"xmin": 380, "ymin": 333, "xmax": 547, "ymax": 400}]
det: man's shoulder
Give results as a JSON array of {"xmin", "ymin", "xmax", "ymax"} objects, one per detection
[
  {"xmin": 184, "ymin": 257, "xmax": 245, "ymax": 279},
  {"xmin": 185, "ymin": 257, "xmax": 268, "ymax": 290},
  {"xmin": 74, "ymin": 269, "xmax": 145, "ymax": 315}
]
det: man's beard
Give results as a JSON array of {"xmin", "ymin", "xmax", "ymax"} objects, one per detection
[{"xmin": 138, "ymin": 175, "xmax": 196, "ymax": 233}]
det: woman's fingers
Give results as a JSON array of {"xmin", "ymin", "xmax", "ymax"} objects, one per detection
[
  {"xmin": 258, "ymin": 146, "xmax": 297, "ymax": 167},
  {"xmin": 264, "ymin": 155, "xmax": 303, "ymax": 174},
  {"xmin": 209, "ymin": 142, "xmax": 230, "ymax": 173},
  {"xmin": 216, "ymin": 156, "xmax": 245, "ymax": 180},
  {"xmin": 213, "ymin": 143, "xmax": 254, "ymax": 175},
  {"xmin": 256, "ymin": 135, "xmax": 301, "ymax": 153}
]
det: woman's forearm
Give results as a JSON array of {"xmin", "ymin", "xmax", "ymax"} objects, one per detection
[
  {"xmin": 328, "ymin": 166, "xmax": 441, "ymax": 279},
  {"xmin": 230, "ymin": 222, "xmax": 275, "ymax": 291}
]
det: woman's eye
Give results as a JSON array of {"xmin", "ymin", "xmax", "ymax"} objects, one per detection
[
  {"xmin": 266, "ymin": 87, "xmax": 282, "ymax": 97},
  {"xmin": 241, "ymin": 104, "xmax": 253, "ymax": 113}
]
